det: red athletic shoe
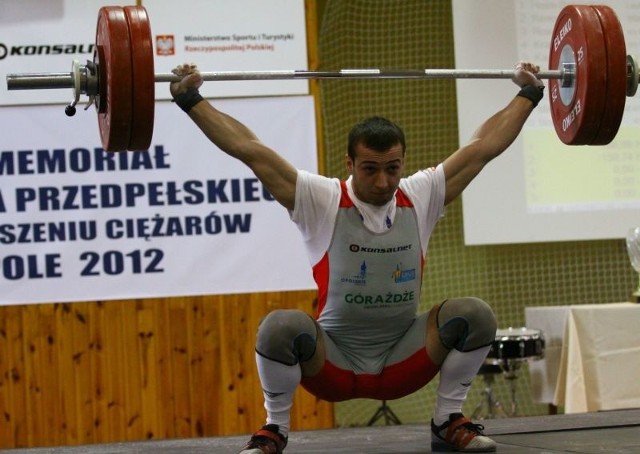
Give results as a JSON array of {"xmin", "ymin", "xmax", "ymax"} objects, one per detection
[
  {"xmin": 239, "ymin": 424, "xmax": 287, "ymax": 454},
  {"xmin": 431, "ymin": 413, "xmax": 496, "ymax": 452}
]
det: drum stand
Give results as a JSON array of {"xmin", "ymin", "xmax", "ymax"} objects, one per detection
[
  {"xmin": 367, "ymin": 400, "xmax": 402, "ymax": 426},
  {"xmin": 473, "ymin": 326, "xmax": 545, "ymax": 420},
  {"xmin": 502, "ymin": 361, "xmax": 520, "ymax": 417},
  {"xmin": 471, "ymin": 361, "xmax": 521, "ymax": 420}
]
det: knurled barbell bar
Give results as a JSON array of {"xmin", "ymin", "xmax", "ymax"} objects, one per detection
[{"xmin": 5, "ymin": 4, "xmax": 640, "ymax": 152}]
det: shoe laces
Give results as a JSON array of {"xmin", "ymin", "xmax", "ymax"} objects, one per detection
[
  {"xmin": 244, "ymin": 424, "xmax": 286, "ymax": 453},
  {"xmin": 459, "ymin": 419, "xmax": 486, "ymax": 435},
  {"xmin": 434, "ymin": 413, "xmax": 487, "ymax": 437},
  {"xmin": 245, "ymin": 436, "xmax": 276, "ymax": 450}
]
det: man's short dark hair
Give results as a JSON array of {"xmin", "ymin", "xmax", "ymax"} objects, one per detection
[{"xmin": 347, "ymin": 116, "xmax": 406, "ymax": 160}]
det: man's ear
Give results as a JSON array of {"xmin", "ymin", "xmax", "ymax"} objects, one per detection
[{"xmin": 345, "ymin": 154, "xmax": 354, "ymax": 173}]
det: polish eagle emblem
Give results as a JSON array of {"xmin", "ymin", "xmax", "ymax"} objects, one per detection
[{"xmin": 156, "ymin": 35, "xmax": 175, "ymax": 56}]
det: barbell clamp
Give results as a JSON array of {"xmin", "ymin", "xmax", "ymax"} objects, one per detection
[{"xmin": 64, "ymin": 59, "xmax": 100, "ymax": 116}]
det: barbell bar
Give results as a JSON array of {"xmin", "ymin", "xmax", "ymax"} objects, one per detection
[
  {"xmin": 6, "ymin": 67, "xmax": 570, "ymax": 89},
  {"xmin": 4, "ymin": 4, "xmax": 639, "ymax": 151}
]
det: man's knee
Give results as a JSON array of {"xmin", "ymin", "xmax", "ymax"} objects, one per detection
[
  {"xmin": 436, "ymin": 297, "xmax": 497, "ymax": 352},
  {"xmin": 256, "ymin": 309, "xmax": 318, "ymax": 365}
]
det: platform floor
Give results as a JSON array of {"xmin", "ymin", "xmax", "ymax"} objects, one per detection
[{"xmin": 2, "ymin": 408, "xmax": 639, "ymax": 453}]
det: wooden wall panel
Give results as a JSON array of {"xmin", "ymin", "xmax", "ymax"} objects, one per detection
[{"xmin": 0, "ymin": 292, "xmax": 333, "ymax": 449}]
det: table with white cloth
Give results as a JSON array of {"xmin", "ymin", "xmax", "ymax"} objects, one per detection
[{"xmin": 525, "ymin": 302, "xmax": 640, "ymax": 413}]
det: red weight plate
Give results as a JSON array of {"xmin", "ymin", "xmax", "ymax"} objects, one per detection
[
  {"xmin": 590, "ymin": 5, "xmax": 626, "ymax": 145},
  {"xmin": 95, "ymin": 6, "xmax": 133, "ymax": 152},
  {"xmin": 95, "ymin": 45, "xmax": 106, "ymax": 114},
  {"xmin": 548, "ymin": 5, "xmax": 607, "ymax": 145},
  {"xmin": 123, "ymin": 6, "xmax": 155, "ymax": 151}
]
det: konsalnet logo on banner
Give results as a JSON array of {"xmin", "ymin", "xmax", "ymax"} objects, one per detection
[
  {"xmin": 1, "ymin": 0, "xmax": 308, "ymax": 106},
  {"xmin": 0, "ymin": 0, "xmax": 132, "ymax": 106},
  {"xmin": 0, "ymin": 98, "xmax": 318, "ymax": 306}
]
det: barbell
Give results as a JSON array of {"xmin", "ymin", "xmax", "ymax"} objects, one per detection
[{"xmin": 5, "ymin": 4, "xmax": 640, "ymax": 152}]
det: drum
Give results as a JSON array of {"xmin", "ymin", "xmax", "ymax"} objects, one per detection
[{"xmin": 485, "ymin": 327, "xmax": 545, "ymax": 365}]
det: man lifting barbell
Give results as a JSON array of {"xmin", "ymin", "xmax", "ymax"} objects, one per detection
[
  {"xmin": 5, "ymin": 3, "xmax": 636, "ymax": 452},
  {"xmin": 169, "ymin": 60, "xmax": 544, "ymax": 453}
]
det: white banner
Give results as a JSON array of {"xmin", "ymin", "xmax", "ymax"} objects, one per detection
[
  {"xmin": 1, "ymin": 0, "xmax": 308, "ymax": 105},
  {"xmin": 0, "ymin": 96, "xmax": 318, "ymax": 305},
  {"xmin": 146, "ymin": 0, "xmax": 308, "ymax": 99}
]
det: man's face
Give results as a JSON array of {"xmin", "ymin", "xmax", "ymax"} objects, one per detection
[{"xmin": 347, "ymin": 142, "xmax": 405, "ymax": 206}]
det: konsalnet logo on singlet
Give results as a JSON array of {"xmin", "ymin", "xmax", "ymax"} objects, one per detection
[{"xmin": 348, "ymin": 243, "xmax": 412, "ymax": 253}]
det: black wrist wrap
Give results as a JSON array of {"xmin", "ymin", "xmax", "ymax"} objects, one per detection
[
  {"xmin": 172, "ymin": 87, "xmax": 204, "ymax": 113},
  {"xmin": 517, "ymin": 84, "xmax": 545, "ymax": 108}
]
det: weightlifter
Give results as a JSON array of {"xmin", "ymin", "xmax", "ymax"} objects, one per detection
[{"xmin": 170, "ymin": 61, "xmax": 544, "ymax": 453}]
